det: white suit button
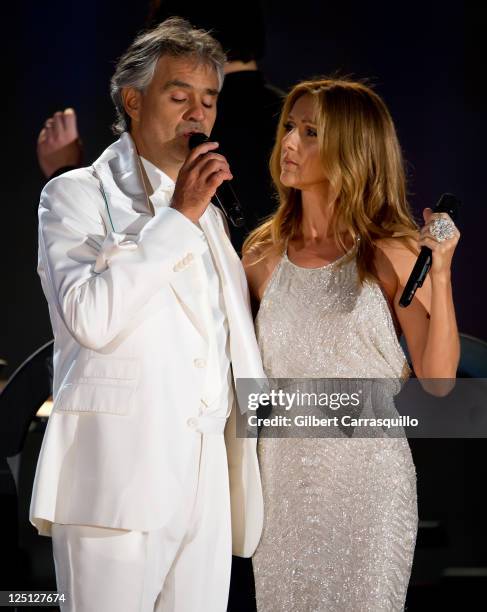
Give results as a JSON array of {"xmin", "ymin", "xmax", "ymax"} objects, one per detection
[
  {"xmin": 193, "ymin": 358, "xmax": 206, "ymax": 368},
  {"xmin": 187, "ymin": 417, "xmax": 198, "ymax": 429}
]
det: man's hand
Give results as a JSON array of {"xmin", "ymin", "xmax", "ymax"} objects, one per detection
[
  {"xmin": 171, "ymin": 141, "xmax": 233, "ymax": 223},
  {"xmin": 37, "ymin": 108, "xmax": 83, "ymax": 178}
]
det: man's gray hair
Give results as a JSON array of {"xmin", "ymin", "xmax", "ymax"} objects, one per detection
[{"xmin": 110, "ymin": 17, "xmax": 226, "ymax": 134}]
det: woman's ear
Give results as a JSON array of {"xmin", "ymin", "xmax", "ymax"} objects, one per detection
[{"xmin": 121, "ymin": 87, "xmax": 142, "ymax": 124}]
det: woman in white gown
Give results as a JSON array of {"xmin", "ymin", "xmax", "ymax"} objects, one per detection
[{"xmin": 242, "ymin": 78, "xmax": 460, "ymax": 611}]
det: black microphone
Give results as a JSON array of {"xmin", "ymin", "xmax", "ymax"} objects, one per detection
[
  {"xmin": 399, "ymin": 193, "xmax": 460, "ymax": 308},
  {"xmin": 188, "ymin": 132, "xmax": 245, "ymax": 228}
]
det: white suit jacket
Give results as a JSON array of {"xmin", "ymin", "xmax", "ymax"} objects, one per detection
[{"xmin": 30, "ymin": 133, "xmax": 265, "ymax": 557}]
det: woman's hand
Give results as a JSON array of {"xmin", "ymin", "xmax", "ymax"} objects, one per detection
[
  {"xmin": 418, "ymin": 208, "xmax": 460, "ymax": 278},
  {"xmin": 375, "ymin": 232, "xmax": 460, "ymax": 384}
]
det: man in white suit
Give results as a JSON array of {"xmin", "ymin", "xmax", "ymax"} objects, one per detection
[{"xmin": 30, "ymin": 17, "xmax": 265, "ymax": 612}]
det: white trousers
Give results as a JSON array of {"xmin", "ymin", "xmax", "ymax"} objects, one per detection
[{"xmin": 51, "ymin": 434, "xmax": 232, "ymax": 612}]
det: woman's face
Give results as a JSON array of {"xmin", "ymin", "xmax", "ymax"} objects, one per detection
[{"xmin": 280, "ymin": 94, "xmax": 328, "ymax": 190}]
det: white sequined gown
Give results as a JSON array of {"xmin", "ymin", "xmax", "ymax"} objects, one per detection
[{"xmin": 253, "ymin": 250, "xmax": 418, "ymax": 612}]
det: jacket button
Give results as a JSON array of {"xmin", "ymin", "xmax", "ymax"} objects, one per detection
[
  {"xmin": 187, "ymin": 417, "xmax": 198, "ymax": 429},
  {"xmin": 193, "ymin": 358, "xmax": 206, "ymax": 368}
]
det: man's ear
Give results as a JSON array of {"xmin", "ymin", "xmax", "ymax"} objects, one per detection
[{"xmin": 122, "ymin": 87, "xmax": 142, "ymax": 124}]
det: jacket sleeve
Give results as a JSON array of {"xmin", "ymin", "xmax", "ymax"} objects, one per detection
[{"xmin": 38, "ymin": 172, "xmax": 207, "ymax": 350}]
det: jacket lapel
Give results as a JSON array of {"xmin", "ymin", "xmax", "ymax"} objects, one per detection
[
  {"xmin": 92, "ymin": 133, "xmax": 152, "ymax": 235},
  {"xmin": 199, "ymin": 209, "xmax": 266, "ymax": 385},
  {"xmin": 91, "ymin": 133, "xmax": 209, "ymax": 340},
  {"xmin": 91, "ymin": 133, "xmax": 267, "ymax": 384}
]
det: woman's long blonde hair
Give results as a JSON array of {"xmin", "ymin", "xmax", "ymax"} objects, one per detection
[{"xmin": 243, "ymin": 77, "xmax": 418, "ymax": 283}]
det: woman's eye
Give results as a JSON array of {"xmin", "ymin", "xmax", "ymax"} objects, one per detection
[
  {"xmin": 307, "ymin": 128, "xmax": 317, "ymax": 137},
  {"xmin": 171, "ymin": 97, "xmax": 186, "ymax": 103},
  {"xmin": 203, "ymin": 102, "xmax": 214, "ymax": 109},
  {"xmin": 283, "ymin": 122, "xmax": 294, "ymax": 132}
]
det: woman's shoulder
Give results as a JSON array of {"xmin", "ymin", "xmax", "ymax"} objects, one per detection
[{"xmin": 374, "ymin": 236, "xmax": 420, "ymax": 282}]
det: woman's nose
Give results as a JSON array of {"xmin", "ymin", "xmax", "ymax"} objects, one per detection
[{"xmin": 282, "ymin": 130, "xmax": 298, "ymax": 150}]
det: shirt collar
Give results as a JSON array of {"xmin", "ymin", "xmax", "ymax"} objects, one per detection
[
  {"xmin": 139, "ymin": 157, "xmax": 204, "ymax": 239},
  {"xmin": 140, "ymin": 156, "xmax": 176, "ymax": 198}
]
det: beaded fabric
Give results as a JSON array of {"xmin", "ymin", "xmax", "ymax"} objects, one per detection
[{"xmin": 253, "ymin": 250, "xmax": 418, "ymax": 612}]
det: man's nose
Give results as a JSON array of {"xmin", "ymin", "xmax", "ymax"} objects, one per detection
[{"xmin": 183, "ymin": 103, "xmax": 206, "ymax": 123}]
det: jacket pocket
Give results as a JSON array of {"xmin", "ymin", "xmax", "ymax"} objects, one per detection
[{"xmin": 55, "ymin": 358, "xmax": 139, "ymax": 416}]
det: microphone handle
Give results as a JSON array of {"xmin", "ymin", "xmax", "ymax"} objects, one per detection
[
  {"xmin": 399, "ymin": 246, "xmax": 432, "ymax": 307},
  {"xmin": 215, "ymin": 181, "xmax": 246, "ymax": 228},
  {"xmin": 187, "ymin": 132, "xmax": 245, "ymax": 228}
]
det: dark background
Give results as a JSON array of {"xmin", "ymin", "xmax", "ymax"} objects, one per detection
[
  {"xmin": 1, "ymin": 2, "xmax": 486, "ymax": 608},
  {"xmin": 2, "ymin": 0, "xmax": 485, "ymax": 377}
]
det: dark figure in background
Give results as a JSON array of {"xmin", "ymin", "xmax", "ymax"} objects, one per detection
[
  {"xmin": 211, "ymin": 59, "xmax": 284, "ymax": 253},
  {"xmin": 149, "ymin": 0, "xmax": 284, "ymax": 254}
]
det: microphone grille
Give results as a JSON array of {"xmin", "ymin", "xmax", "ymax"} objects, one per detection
[
  {"xmin": 188, "ymin": 132, "xmax": 209, "ymax": 150},
  {"xmin": 435, "ymin": 193, "xmax": 460, "ymax": 222}
]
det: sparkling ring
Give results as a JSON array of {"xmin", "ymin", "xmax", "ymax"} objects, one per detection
[{"xmin": 429, "ymin": 217, "xmax": 456, "ymax": 242}]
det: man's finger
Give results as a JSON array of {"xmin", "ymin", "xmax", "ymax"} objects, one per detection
[
  {"xmin": 64, "ymin": 108, "xmax": 78, "ymax": 139},
  {"xmin": 208, "ymin": 172, "xmax": 233, "ymax": 188},
  {"xmin": 185, "ymin": 141, "xmax": 219, "ymax": 167},
  {"xmin": 53, "ymin": 112, "xmax": 64, "ymax": 139},
  {"xmin": 199, "ymin": 159, "xmax": 231, "ymax": 184},
  {"xmin": 194, "ymin": 154, "xmax": 229, "ymax": 176},
  {"xmin": 38, "ymin": 127, "xmax": 47, "ymax": 144}
]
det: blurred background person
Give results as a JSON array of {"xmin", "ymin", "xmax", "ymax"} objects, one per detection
[{"xmin": 37, "ymin": 108, "xmax": 82, "ymax": 180}]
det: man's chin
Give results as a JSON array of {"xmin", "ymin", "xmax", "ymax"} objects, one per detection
[{"xmin": 174, "ymin": 138, "xmax": 191, "ymax": 159}]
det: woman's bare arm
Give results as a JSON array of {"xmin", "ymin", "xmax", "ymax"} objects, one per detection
[
  {"xmin": 375, "ymin": 210, "xmax": 460, "ymax": 386},
  {"xmin": 242, "ymin": 248, "xmax": 281, "ymax": 317}
]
